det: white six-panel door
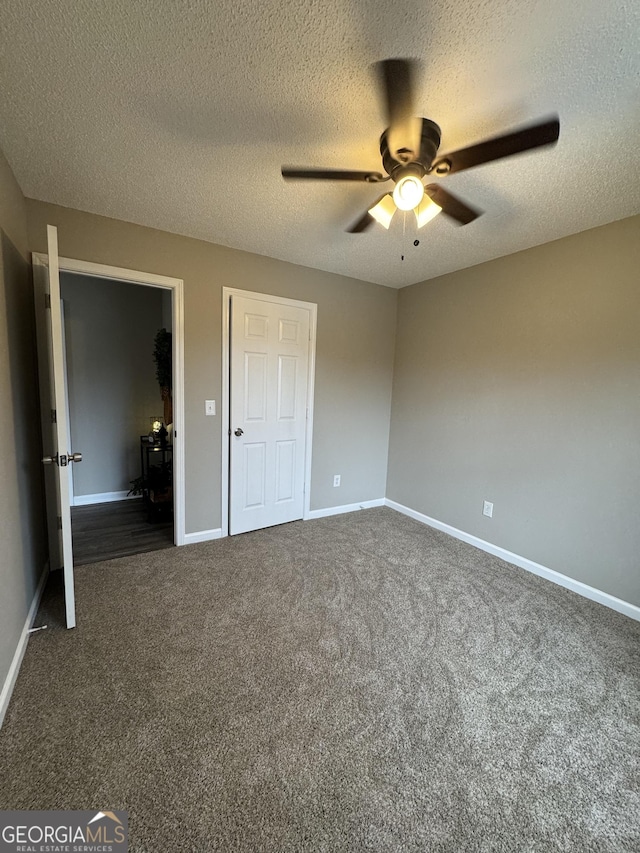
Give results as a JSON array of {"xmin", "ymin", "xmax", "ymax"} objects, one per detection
[{"xmin": 229, "ymin": 294, "xmax": 312, "ymax": 535}]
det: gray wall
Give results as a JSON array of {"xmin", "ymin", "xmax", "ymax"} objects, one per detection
[
  {"xmin": 387, "ymin": 216, "xmax": 640, "ymax": 607},
  {"xmin": 24, "ymin": 198, "xmax": 640, "ymax": 610},
  {"xmin": 28, "ymin": 200, "xmax": 397, "ymax": 532},
  {"xmin": 60, "ymin": 273, "xmax": 165, "ymax": 498},
  {"xmin": 0, "ymin": 149, "xmax": 47, "ymax": 702}
]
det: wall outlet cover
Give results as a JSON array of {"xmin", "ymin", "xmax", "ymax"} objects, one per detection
[{"xmin": 483, "ymin": 500, "xmax": 493, "ymax": 518}]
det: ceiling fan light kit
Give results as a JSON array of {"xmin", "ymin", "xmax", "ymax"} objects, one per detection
[{"xmin": 281, "ymin": 59, "xmax": 559, "ymax": 235}]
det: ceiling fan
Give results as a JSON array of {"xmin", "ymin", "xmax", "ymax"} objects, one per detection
[{"xmin": 281, "ymin": 59, "xmax": 559, "ymax": 233}]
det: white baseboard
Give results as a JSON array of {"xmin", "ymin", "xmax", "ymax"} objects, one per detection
[
  {"xmin": 183, "ymin": 528, "xmax": 223, "ymax": 545},
  {"xmin": 0, "ymin": 564, "xmax": 49, "ymax": 729},
  {"xmin": 385, "ymin": 499, "xmax": 640, "ymax": 623},
  {"xmin": 73, "ymin": 491, "xmax": 141, "ymax": 507},
  {"xmin": 306, "ymin": 498, "xmax": 385, "ymax": 520}
]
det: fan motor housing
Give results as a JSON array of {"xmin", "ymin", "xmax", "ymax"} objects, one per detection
[{"xmin": 380, "ymin": 118, "xmax": 442, "ymax": 179}]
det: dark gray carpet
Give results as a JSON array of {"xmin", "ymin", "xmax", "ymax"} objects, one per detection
[{"xmin": 1, "ymin": 507, "xmax": 639, "ymax": 851}]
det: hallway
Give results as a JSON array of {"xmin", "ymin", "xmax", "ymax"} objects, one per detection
[{"xmin": 71, "ymin": 499, "xmax": 173, "ymax": 566}]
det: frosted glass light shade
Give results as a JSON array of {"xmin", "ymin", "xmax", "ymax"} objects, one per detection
[
  {"xmin": 414, "ymin": 196, "xmax": 442, "ymax": 228},
  {"xmin": 368, "ymin": 194, "xmax": 397, "ymax": 229},
  {"xmin": 392, "ymin": 176, "xmax": 425, "ymax": 211}
]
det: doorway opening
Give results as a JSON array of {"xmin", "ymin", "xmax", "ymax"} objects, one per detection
[
  {"xmin": 34, "ymin": 251, "xmax": 186, "ymax": 566},
  {"xmin": 34, "ymin": 234, "xmax": 185, "ymax": 627},
  {"xmin": 60, "ymin": 271, "xmax": 176, "ymax": 564}
]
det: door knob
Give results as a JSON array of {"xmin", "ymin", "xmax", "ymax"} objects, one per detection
[
  {"xmin": 234, "ymin": 428, "xmax": 244, "ymax": 437},
  {"xmin": 42, "ymin": 452, "xmax": 82, "ymax": 466}
]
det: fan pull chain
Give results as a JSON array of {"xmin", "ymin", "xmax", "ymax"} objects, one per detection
[{"xmin": 401, "ymin": 211, "xmax": 407, "ymax": 260}]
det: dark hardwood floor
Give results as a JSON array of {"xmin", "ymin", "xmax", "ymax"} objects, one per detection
[{"xmin": 71, "ymin": 499, "xmax": 174, "ymax": 566}]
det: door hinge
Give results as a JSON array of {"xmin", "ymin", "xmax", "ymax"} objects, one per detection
[
  {"xmin": 57, "ymin": 515, "xmax": 62, "ymax": 530},
  {"xmin": 45, "ymin": 293, "xmax": 51, "ymax": 309},
  {"xmin": 51, "ymin": 409, "xmax": 57, "ymax": 424}
]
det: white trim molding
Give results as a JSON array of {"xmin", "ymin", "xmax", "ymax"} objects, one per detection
[
  {"xmin": 307, "ymin": 498, "xmax": 386, "ymax": 520},
  {"xmin": 0, "ymin": 566, "xmax": 49, "ymax": 729},
  {"xmin": 385, "ymin": 499, "xmax": 640, "ymax": 622},
  {"xmin": 183, "ymin": 528, "xmax": 223, "ymax": 545},
  {"xmin": 73, "ymin": 491, "xmax": 141, "ymax": 506}
]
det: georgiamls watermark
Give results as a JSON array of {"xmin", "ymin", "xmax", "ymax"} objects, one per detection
[{"xmin": 0, "ymin": 810, "xmax": 127, "ymax": 852}]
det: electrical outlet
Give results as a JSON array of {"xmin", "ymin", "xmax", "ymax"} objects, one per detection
[
  {"xmin": 483, "ymin": 500, "xmax": 493, "ymax": 518},
  {"xmin": 333, "ymin": 474, "xmax": 341, "ymax": 487},
  {"xmin": 205, "ymin": 400, "xmax": 216, "ymax": 416}
]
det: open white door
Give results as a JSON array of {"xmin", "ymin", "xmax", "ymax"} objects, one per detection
[{"xmin": 33, "ymin": 225, "xmax": 79, "ymax": 629}]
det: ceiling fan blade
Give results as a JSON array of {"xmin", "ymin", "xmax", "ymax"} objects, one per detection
[
  {"xmin": 432, "ymin": 116, "xmax": 560, "ymax": 175},
  {"xmin": 376, "ymin": 58, "xmax": 421, "ymax": 164},
  {"xmin": 425, "ymin": 184, "xmax": 482, "ymax": 225},
  {"xmin": 346, "ymin": 193, "xmax": 391, "ymax": 233},
  {"xmin": 282, "ymin": 167, "xmax": 387, "ymax": 182},
  {"xmin": 347, "ymin": 211, "xmax": 375, "ymax": 233}
]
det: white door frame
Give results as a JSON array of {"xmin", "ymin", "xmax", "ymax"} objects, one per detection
[
  {"xmin": 221, "ymin": 287, "xmax": 317, "ymax": 538},
  {"xmin": 32, "ymin": 253, "xmax": 186, "ymax": 547}
]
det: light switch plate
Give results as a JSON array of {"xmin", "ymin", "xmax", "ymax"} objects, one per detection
[{"xmin": 205, "ymin": 400, "xmax": 216, "ymax": 416}]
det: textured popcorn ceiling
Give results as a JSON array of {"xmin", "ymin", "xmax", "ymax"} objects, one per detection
[{"xmin": 0, "ymin": 0, "xmax": 638, "ymax": 288}]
